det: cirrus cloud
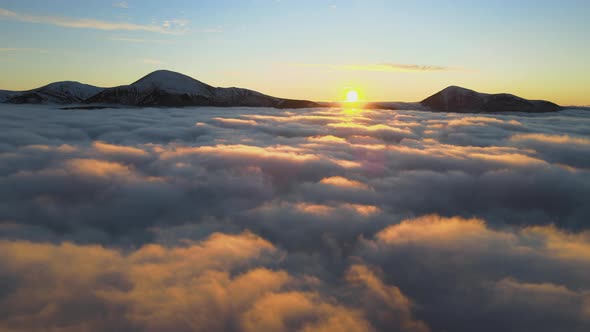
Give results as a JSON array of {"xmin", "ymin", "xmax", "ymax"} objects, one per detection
[{"xmin": 0, "ymin": 7, "xmax": 188, "ymax": 34}]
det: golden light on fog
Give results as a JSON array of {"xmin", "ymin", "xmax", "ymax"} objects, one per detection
[{"xmin": 346, "ymin": 90, "xmax": 359, "ymax": 102}]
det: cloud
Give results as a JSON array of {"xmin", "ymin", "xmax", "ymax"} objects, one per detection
[
  {"xmin": 319, "ymin": 176, "xmax": 371, "ymax": 190},
  {"xmin": 342, "ymin": 63, "xmax": 450, "ymax": 72},
  {"xmin": 291, "ymin": 62, "xmax": 465, "ymax": 73},
  {"xmin": 0, "ymin": 47, "xmax": 39, "ymax": 52},
  {"xmin": 0, "ymin": 232, "xmax": 428, "ymax": 332},
  {"xmin": 108, "ymin": 36, "xmax": 173, "ymax": 44},
  {"xmin": 0, "ymin": 7, "xmax": 188, "ymax": 34},
  {"xmin": 511, "ymin": 133, "xmax": 590, "ymax": 169},
  {"xmin": 0, "ymin": 104, "xmax": 589, "ymax": 330},
  {"xmin": 345, "ymin": 265, "xmax": 431, "ymax": 332},
  {"xmin": 357, "ymin": 214, "xmax": 590, "ymax": 331},
  {"xmin": 113, "ymin": 1, "xmax": 129, "ymax": 9}
]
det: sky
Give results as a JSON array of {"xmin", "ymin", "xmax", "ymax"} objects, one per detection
[{"xmin": 0, "ymin": 0, "xmax": 589, "ymax": 105}]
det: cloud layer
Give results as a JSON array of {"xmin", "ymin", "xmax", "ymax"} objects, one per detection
[{"xmin": 0, "ymin": 104, "xmax": 589, "ymax": 331}]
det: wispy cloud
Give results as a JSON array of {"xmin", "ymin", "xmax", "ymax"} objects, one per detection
[
  {"xmin": 108, "ymin": 36, "xmax": 173, "ymax": 44},
  {"xmin": 345, "ymin": 63, "xmax": 450, "ymax": 72},
  {"xmin": 0, "ymin": 7, "xmax": 188, "ymax": 34},
  {"xmin": 0, "ymin": 47, "xmax": 54, "ymax": 55},
  {"xmin": 0, "ymin": 47, "xmax": 38, "ymax": 52},
  {"xmin": 113, "ymin": 1, "xmax": 129, "ymax": 9},
  {"xmin": 292, "ymin": 62, "xmax": 466, "ymax": 73}
]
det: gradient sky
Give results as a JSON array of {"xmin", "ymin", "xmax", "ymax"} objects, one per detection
[{"xmin": 0, "ymin": 0, "xmax": 589, "ymax": 105}]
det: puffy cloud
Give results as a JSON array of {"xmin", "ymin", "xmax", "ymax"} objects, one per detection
[
  {"xmin": 0, "ymin": 104, "xmax": 589, "ymax": 330},
  {"xmin": 345, "ymin": 265, "xmax": 430, "ymax": 332},
  {"xmin": 319, "ymin": 176, "xmax": 371, "ymax": 190},
  {"xmin": 511, "ymin": 133, "xmax": 590, "ymax": 168},
  {"xmin": 0, "ymin": 232, "xmax": 280, "ymax": 331},
  {"xmin": 358, "ymin": 215, "xmax": 590, "ymax": 331},
  {"xmin": 239, "ymin": 291, "xmax": 374, "ymax": 332},
  {"xmin": 0, "ymin": 232, "xmax": 428, "ymax": 332}
]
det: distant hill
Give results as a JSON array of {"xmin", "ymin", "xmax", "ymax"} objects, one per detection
[
  {"xmin": 2, "ymin": 81, "xmax": 104, "ymax": 104},
  {"xmin": 0, "ymin": 73, "xmax": 565, "ymax": 113},
  {"xmin": 420, "ymin": 86, "xmax": 562, "ymax": 113},
  {"xmin": 0, "ymin": 70, "xmax": 319, "ymax": 109}
]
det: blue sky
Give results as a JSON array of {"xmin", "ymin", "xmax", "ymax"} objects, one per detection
[{"xmin": 0, "ymin": 0, "xmax": 589, "ymax": 104}]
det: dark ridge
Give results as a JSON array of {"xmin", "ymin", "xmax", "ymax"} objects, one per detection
[{"xmin": 421, "ymin": 86, "xmax": 561, "ymax": 113}]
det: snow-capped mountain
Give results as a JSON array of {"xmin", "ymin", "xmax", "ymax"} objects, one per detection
[
  {"xmin": 85, "ymin": 70, "xmax": 319, "ymax": 108},
  {"xmin": 1, "ymin": 70, "xmax": 319, "ymax": 109},
  {"xmin": 1, "ymin": 71, "xmax": 564, "ymax": 112},
  {"xmin": 421, "ymin": 86, "xmax": 561, "ymax": 113},
  {"xmin": 3, "ymin": 82, "xmax": 104, "ymax": 104},
  {"xmin": 85, "ymin": 70, "xmax": 215, "ymax": 106}
]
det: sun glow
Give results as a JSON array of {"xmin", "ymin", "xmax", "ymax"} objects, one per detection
[{"xmin": 346, "ymin": 90, "xmax": 359, "ymax": 102}]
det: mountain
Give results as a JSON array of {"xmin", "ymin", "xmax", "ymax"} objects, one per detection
[
  {"xmin": 1, "ymin": 70, "xmax": 319, "ymax": 109},
  {"xmin": 2, "ymin": 82, "xmax": 104, "ymax": 104},
  {"xmin": 85, "ymin": 70, "xmax": 319, "ymax": 108},
  {"xmin": 364, "ymin": 101, "xmax": 426, "ymax": 111},
  {"xmin": 421, "ymin": 86, "xmax": 561, "ymax": 113},
  {"xmin": 0, "ymin": 90, "xmax": 15, "ymax": 103},
  {"xmin": 1, "ymin": 72, "xmax": 565, "ymax": 113}
]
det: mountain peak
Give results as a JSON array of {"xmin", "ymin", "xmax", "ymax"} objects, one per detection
[
  {"xmin": 134, "ymin": 70, "xmax": 194, "ymax": 82},
  {"xmin": 131, "ymin": 70, "xmax": 213, "ymax": 96},
  {"xmin": 421, "ymin": 86, "xmax": 560, "ymax": 113}
]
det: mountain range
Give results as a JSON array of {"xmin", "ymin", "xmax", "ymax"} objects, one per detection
[
  {"xmin": 0, "ymin": 70, "xmax": 319, "ymax": 109},
  {"xmin": 0, "ymin": 70, "xmax": 563, "ymax": 113}
]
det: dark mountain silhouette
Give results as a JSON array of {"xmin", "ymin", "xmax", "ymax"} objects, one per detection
[
  {"xmin": 2, "ymin": 81, "xmax": 103, "ymax": 104},
  {"xmin": 1, "ymin": 72, "xmax": 565, "ymax": 113},
  {"xmin": 1, "ymin": 70, "xmax": 319, "ymax": 109},
  {"xmin": 420, "ymin": 86, "xmax": 561, "ymax": 113}
]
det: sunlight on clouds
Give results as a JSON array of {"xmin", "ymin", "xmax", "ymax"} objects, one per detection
[
  {"xmin": 512, "ymin": 133, "xmax": 590, "ymax": 146},
  {"xmin": 307, "ymin": 135, "xmax": 348, "ymax": 143},
  {"xmin": 161, "ymin": 144, "xmax": 320, "ymax": 163},
  {"xmin": 0, "ymin": 104, "xmax": 589, "ymax": 331},
  {"xmin": 212, "ymin": 117, "xmax": 258, "ymax": 126},
  {"xmin": 295, "ymin": 203, "xmax": 334, "ymax": 216},
  {"xmin": 375, "ymin": 215, "xmax": 500, "ymax": 249},
  {"xmin": 343, "ymin": 204, "xmax": 381, "ymax": 217},
  {"xmin": 92, "ymin": 141, "xmax": 147, "ymax": 157},
  {"xmin": 320, "ymin": 176, "xmax": 370, "ymax": 190},
  {"xmin": 65, "ymin": 158, "xmax": 133, "ymax": 177},
  {"xmin": 469, "ymin": 152, "xmax": 547, "ymax": 166}
]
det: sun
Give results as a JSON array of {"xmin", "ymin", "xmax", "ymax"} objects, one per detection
[{"xmin": 345, "ymin": 90, "xmax": 359, "ymax": 102}]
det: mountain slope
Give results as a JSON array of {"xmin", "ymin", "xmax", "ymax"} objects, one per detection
[
  {"xmin": 86, "ymin": 70, "xmax": 319, "ymax": 108},
  {"xmin": 0, "ymin": 90, "xmax": 16, "ymax": 103},
  {"xmin": 4, "ymin": 82, "xmax": 104, "ymax": 104},
  {"xmin": 1, "ymin": 72, "xmax": 564, "ymax": 112},
  {"xmin": 421, "ymin": 86, "xmax": 561, "ymax": 113}
]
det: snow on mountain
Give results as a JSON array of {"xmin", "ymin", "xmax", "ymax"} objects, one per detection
[
  {"xmin": 1, "ymin": 71, "xmax": 563, "ymax": 113},
  {"xmin": 421, "ymin": 86, "xmax": 561, "ymax": 113},
  {"xmin": 87, "ymin": 70, "xmax": 319, "ymax": 108},
  {"xmin": 130, "ymin": 70, "xmax": 215, "ymax": 96},
  {"xmin": 4, "ymin": 81, "xmax": 104, "ymax": 104}
]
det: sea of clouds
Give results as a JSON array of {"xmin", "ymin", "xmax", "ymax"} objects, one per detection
[{"xmin": 1, "ymin": 104, "xmax": 589, "ymax": 331}]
